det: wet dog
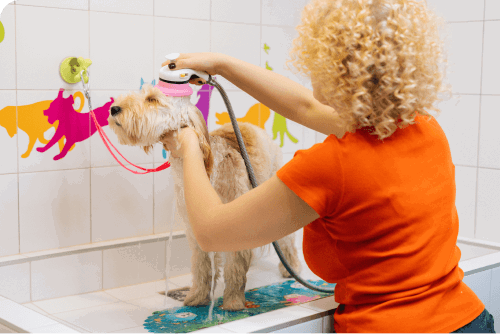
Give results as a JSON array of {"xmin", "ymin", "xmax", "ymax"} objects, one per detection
[{"xmin": 107, "ymin": 84, "xmax": 301, "ymax": 310}]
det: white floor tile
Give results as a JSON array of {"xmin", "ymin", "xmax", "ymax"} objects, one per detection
[
  {"xmin": 104, "ymin": 281, "xmax": 161, "ymax": 302},
  {"xmin": 32, "ymin": 291, "xmax": 120, "ymax": 315},
  {"xmin": 54, "ymin": 301, "xmax": 154, "ymax": 333},
  {"xmin": 28, "ymin": 323, "xmax": 81, "ymax": 333},
  {"xmin": 126, "ymin": 294, "xmax": 185, "ymax": 311},
  {"xmin": 0, "ymin": 297, "xmax": 58, "ymax": 331}
]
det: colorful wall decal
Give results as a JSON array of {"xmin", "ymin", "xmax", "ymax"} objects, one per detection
[
  {"xmin": 265, "ymin": 44, "xmax": 299, "ymax": 148},
  {"xmin": 215, "ymin": 103, "xmax": 270, "ymax": 130},
  {"xmin": 36, "ymin": 89, "xmax": 114, "ymax": 160},
  {"xmin": 140, "ymin": 78, "xmax": 156, "ymax": 89},
  {"xmin": 195, "ymin": 82, "xmax": 215, "ymax": 126},
  {"xmin": 211, "ymin": 44, "xmax": 300, "ymax": 149},
  {"xmin": 143, "ymin": 279, "xmax": 335, "ymax": 333},
  {"xmin": 0, "ymin": 20, "xmax": 5, "ymax": 44},
  {"xmin": 0, "ymin": 91, "xmax": 85, "ymax": 158}
]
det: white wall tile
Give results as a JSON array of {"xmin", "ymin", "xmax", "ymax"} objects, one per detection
[
  {"xmin": 154, "ymin": 0, "xmax": 210, "ymax": 20},
  {"xmin": 167, "ymin": 236, "xmax": 192, "ymax": 277},
  {"xmin": 446, "ymin": 22, "xmax": 484, "ymax": 95},
  {"xmin": 91, "ymin": 165, "xmax": 154, "ymax": 243},
  {"xmin": 211, "ymin": 0, "xmax": 260, "ymax": 25},
  {"xmin": 476, "ymin": 168, "xmax": 500, "ymax": 244},
  {"xmin": 211, "ymin": 22, "xmax": 260, "ymax": 91},
  {"xmin": 485, "ymin": 0, "xmax": 500, "ymax": 20},
  {"xmin": 482, "ymin": 22, "xmax": 500, "ymax": 95},
  {"xmin": 90, "ymin": 0, "xmax": 153, "ymax": 16},
  {"xmin": 31, "ymin": 251, "xmax": 102, "ymax": 301},
  {"xmin": 19, "ymin": 169, "xmax": 91, "ymax": 253},
  {"xmin": 89, "ymin": 90, "xmax": 153, "ymax": 168},
  {"xmin": 0, "ymin": 90, "xmax": 18, "ymax": 174},
  {"xmin": 463, "ymin": 269, "xmax": 492, "ymax": 311},
  {"xmin": 0, "ymin": 174, "xmax": 19, "ymax": 257},
  {"xmin": 0, "ymin": 5, "xmax": 16, "ymax": 89},
  {"xmin": 89, "ymin": 11, "xmax": 154, "ymax": 90},
  {"xmin": 102, "ymin": 241, "xmax": 165, "ymax": 290},
  {"xmin": 490, "ymin": 266, "xmax": 500, "ymax": 333},
  {"xmin": 15, "ymin": 6, "xmax": 89, "ymax": 90},
  {"xmin": 16, "ymin": 90, "xmax": 91, "ymax": 173},
  {"xmin": 153, "ymin": 164, "xmax": 182, "ymax": 234},
  {"xmin": 15, "ymin": 0, "xmax": 88, "ymax": 10},
  {"xmin": 261, "ymin": 25, "xmax": 312, "ymax": 89},
  {"xmin": 262, "ymin": 0, "xmax": 309, "ymax": 27},
  {"xmin": 0, "ymin": 263, "xmax": 30, "ymax": 304},
  {"xmin": 426, "ymin": 0, "xmax": 484, "ymax": 22},
  {"xmin": 478, "ymin": 96, "xmax": 500, "ymax": 169},
  {"xmin": 154, "ymin": 17, "xmax": 210, "ymax": 76},
  {"xmin": 454, "ymin": 165, "xmax": 477, "ymax": 238},
  {"xmin": 303, "ymin": 127, "xmax": 316, "ymax": 150},
  {"xmin": 316, "ymin": 132, "xmax": 328, "ymax": 143},
  {"xmin": 434, "ymin": 95, "xmax": 479, "ymax": 167}
]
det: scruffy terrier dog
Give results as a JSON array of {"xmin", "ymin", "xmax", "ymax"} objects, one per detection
[{"xmin": 108, "ymin": 84, "xmax": 301, "ymax": 311}]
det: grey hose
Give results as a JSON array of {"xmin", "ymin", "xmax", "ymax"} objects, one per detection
[{"xmin": 207, "ymin": 76, "xmax": 336, "ymax": 294}]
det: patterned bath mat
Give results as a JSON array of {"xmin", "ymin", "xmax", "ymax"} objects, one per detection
[{"xmin": 144, "ymin": 280, "xmax": 336, "ymax": 333}]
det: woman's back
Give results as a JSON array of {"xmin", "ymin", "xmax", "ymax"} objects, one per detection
[{"xmin": 277, "ymin": 115, "xmax": 485, "ymax": 332}]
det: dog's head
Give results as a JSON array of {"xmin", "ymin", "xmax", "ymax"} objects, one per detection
[{"xmin": 108, "ymin": 84, "xmax": 213, "ymax": 175}]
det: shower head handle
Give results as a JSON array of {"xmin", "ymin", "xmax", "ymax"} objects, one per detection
[{"xmin": 159, "ymin": 66, "xmax": 211, "ymax": 85}]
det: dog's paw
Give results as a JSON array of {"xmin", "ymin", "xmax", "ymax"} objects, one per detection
[
  {"xmin": 183, "ymin": 289, "xmax": 211, "ymax": 307},
  {"xmin": 222, "ymin": 298, "xmax": 246, "ymax": 311}
]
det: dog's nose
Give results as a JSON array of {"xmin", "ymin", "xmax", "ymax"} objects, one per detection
[{"xmin": 110, "ymin": 106, "xmax": 122, "ymax": 116}]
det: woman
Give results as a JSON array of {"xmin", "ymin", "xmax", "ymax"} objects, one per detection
[{"xmin": 162, "ymin": 0, "xmax": 495, "ymax": 332}]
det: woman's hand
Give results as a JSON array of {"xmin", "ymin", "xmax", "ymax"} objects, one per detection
[
  {"xmin": 162, "ymin": 127, "xmax": 199, "ymax": 158},
  {"xmin": 161, "ymin": 52, "xmax": 229, "ymax": 85}
]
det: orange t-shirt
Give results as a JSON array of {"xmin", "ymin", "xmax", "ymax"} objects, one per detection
[{"xmin": 276, "ymin": 115, "xmax": 484, "ymax": 333}]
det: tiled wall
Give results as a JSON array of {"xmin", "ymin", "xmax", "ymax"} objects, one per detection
[{"xmin": 0, "ymin": 0, "xmax": 499, "ymax": 260}]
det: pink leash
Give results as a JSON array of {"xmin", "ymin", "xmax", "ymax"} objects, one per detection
[
  {"xmin": 90, "ymin": 110, "xmax": 171, "ymax": 174},
  {"xmin": 81, "ymin": 70, "xmax": 170, "ymax": 174}
]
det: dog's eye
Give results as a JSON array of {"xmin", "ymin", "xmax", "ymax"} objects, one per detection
[{"xmin": 115, "ymin": 122, "xmax": 121, "ymax": 127}]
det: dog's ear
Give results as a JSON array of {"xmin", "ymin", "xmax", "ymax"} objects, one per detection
[
  {"xmin": 143, "ymin": 145, "xmax": 153, "ymax": 154},
  {"xmin": 187, "ymin": 106, "xmax": 213, "ymax": 178},
  {"xmin": 142, "ymin": 83, "xmax": 167, "ymax": 105}
]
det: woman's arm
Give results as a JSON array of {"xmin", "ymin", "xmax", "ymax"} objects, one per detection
[
  {"xmin": 219, "ymin": 56, "xmax": 344, "ymax": 136},
  {"xmin": 181, "ymin": 130, "xmax": 320, "ymax": 252}
]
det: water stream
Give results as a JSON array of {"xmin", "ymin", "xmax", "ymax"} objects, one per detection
[
  {"xmin": 207, "ymin": 251, "xmax": 216, "ymax": 321},
  {"xmin": 163, "ymin": 188, "xmax": 176, "ymax": 308}
]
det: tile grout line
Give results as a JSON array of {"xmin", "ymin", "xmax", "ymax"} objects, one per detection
[
  {"xmin": 152, "ymin": 0, "xmax": 155, "ymax": 238},
  {"xmin": 11, "ymin": 3, "xmax": 500, "ymax": 24},
  {"xmin": 473, "ymin": 0, "xmax": 487, "ymax": 239},
  {"xmin": 88, "ymin": 0, "xmax": 94, "ymax": 283}
]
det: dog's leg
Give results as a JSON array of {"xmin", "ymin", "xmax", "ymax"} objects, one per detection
[
  {"xmin": 184, "ymin": 234, "xmax": 222, "ymax": 307},
  {"xmin": 277, "ymin": 234, "xmax": 302, "ymax": 278},
  {"xmin": 222, "ymin": 250, "xmax": 252, "ymax": 311}
]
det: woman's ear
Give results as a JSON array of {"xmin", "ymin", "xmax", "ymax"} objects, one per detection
[{"xmin": 187, "ymin": 106, "xmax": 213, "ymax": 178}]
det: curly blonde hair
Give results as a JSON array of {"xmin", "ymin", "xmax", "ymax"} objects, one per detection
[{"xmin": 285, "ymin": 0, "xmax": 453, "ymax": 140}]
